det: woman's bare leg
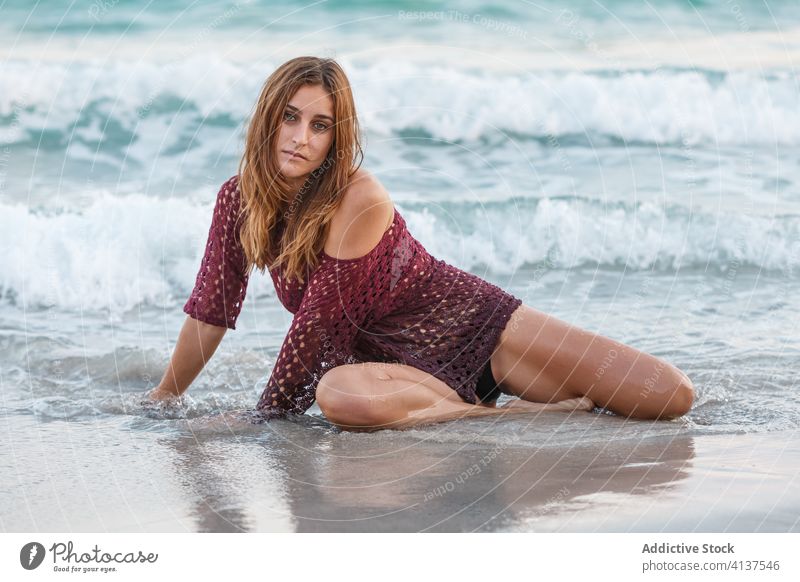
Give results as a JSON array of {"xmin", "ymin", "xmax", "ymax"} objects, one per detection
[
  {"xmin": 315, "ymin": 362, "xmax": 594, "ymax": 432},
  {"xmin": 489, "ymin": 304, "xmax": 695, "ymax": 420}
]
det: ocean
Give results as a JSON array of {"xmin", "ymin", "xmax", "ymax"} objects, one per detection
[{"xmin": 1, "ymin": 0, "xmax": 799, "ymax": 532}]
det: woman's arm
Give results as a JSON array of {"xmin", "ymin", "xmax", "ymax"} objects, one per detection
[
  {"xmin": 149, "ymin": 316, "xmax": 227, "ymax": 400},
  {"xmin": 150, "ymin": 175, "xmax": 248, "ymax": 401}
]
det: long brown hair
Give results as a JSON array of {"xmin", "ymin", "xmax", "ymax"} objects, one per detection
[{"xmin": 236, "ymin": 56, "xmax": 364, "ymax": 283}]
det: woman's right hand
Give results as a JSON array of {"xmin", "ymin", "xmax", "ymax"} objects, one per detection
[
  {"xmin": 146, "ymin": 385, "xmax": 181, "ymax": 402},
  {"xmin": 148, "ymin": 315, "xmax": 228, "ymax": 403}
]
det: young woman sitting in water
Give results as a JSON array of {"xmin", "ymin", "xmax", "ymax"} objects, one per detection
[{"xmin": 148, "ymin": 56, "xmax": 695, "ymax": 431}]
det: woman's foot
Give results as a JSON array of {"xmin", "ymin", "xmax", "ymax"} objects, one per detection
[{"xmin": 500, "ymin": 396, "xmax": 595, "ymax": 413}]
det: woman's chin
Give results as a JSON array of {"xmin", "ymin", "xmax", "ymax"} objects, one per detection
[{"xmin": 278, "ymin": 168, "xmax": 309, "ymax": 186}]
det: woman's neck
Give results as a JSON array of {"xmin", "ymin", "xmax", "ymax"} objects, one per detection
[{"xmin": 285, "ymin": 174, "xmax": 307, "ymax": 194}]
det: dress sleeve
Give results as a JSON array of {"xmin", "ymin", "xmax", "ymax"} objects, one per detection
[
  {"xmin": 182, "ymin": 176, "xmax": 250, "ymax": 330},
  {"xmin": 252, "ymin": 254, "xmax": 382, "ymax": 421}
]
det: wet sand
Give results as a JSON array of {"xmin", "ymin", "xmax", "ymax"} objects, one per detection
[
  {"xmin": 247, "ymin": 426, "xmax": 800, "ymax": 532},
  {"xmin": 3, "ymin": 411, "xmax": 798, "ymax": 533}
]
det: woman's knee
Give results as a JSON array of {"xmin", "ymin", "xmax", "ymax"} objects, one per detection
[
  {"xmin": 661, "ymin": 370, "xmax": 695, "ymax": 419},
  {"xmin": 642, "ymin": 365, "xmax": 696, "ymax": 419},
  {"xmin": 316, "ymin": 365, "xmax": 388, "ymax": 429}
]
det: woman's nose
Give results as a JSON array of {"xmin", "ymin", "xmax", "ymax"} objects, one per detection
[{"xmin": 292, "ymin": 123, "xmax": 311, "ymax": 146}]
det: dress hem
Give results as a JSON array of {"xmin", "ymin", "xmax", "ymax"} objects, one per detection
[{"xmin": 452, "ymin": 294, "xmax": 523, "ymax": 405}]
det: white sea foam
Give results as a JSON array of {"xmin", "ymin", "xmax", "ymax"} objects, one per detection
[
  {"xmin": 3, "ymin": 191, "xmax": 798, "ymax": 312},
  {"xmin": 2, "ymin": 57, "xmax": 798, "ymax": 149}
]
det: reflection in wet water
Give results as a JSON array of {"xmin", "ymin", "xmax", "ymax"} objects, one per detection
[{"xmin": 168, "ymin": 413, "xmax": 696, "ymax": 532}]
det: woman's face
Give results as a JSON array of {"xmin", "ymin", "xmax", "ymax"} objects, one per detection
[{"xmin": 276, "ymin": 84, "xmax": 335, "ymax": 189}]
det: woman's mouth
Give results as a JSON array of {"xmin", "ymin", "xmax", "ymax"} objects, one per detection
[{"xmin": 282, "ymin": 150, "xmax": 307, "ymax": 161}]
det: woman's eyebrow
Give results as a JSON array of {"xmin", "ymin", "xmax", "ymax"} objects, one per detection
[{"xmin": 285, "ymin": 103, "xmax": 334, "ymax": 123}]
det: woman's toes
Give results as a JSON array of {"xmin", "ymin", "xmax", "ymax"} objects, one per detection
[
  {"xmin": 500, "ymin": 399, "xmax": 542, "ymax": 412},
  {"xmin": 546, "ymin": 397, "xmax": 595, "ymax": 412},
  {"xmin": 499, "ymin": 397, "xmax": 595, "ymax": 414}
]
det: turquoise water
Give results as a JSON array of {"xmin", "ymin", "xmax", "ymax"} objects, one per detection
[{"xmin": 3, "ymin": 0, "xmax": 800, "ymax": 34}]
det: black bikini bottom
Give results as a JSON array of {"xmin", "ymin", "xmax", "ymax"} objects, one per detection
[{"xmin": 474, "ymin": 360, "xmax": 503, "ymax": 403}]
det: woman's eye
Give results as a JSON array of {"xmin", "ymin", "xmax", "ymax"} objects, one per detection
[
  {"xmin": 283, "ymin": 111, "xmax": 295, "ymax": 121},
  {"xmin": 313, "ymin": 122, "xmax": 328, "ymax": 131}
]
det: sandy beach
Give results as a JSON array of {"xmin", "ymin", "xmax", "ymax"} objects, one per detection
[{"xmin": 3, "ymin": 408, "xmax": 797, "ymax": 533}]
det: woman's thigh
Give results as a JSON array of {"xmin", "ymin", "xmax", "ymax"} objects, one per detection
[{"xmin": 490, "ymin": 304, "xmax": 693, "ymax": 419}]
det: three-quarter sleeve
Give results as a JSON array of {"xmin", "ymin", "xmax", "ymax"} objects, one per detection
[
  {"xmin": 252, "ymin": 253, "xmax": 383, "ymax": 421},
  {"xmin": 183, "ymin": 176, "xmax": 250, "ymax": 330}
]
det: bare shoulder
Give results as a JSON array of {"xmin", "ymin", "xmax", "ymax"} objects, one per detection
[
  {"xmin": 342, "ymin": 168, "xmax": 392, "ymax": 217},
  {"xmin": 324, "ymin": 168, "xmax": 395, "ymax": 260}
]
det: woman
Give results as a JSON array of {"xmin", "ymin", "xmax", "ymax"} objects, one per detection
[{"xmin": 149, "ymin": 56, "xmax": 695, "ymax": 431}]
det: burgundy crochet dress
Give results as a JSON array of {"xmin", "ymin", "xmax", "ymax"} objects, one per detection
[{"xmin": 183, "ymin": 175, "xmax": 523, "ymax": 422}]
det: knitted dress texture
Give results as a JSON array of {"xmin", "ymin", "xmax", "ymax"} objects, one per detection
[{"xmin": 183, "ymin": 175, "xmax": 523, "ymax": 421}]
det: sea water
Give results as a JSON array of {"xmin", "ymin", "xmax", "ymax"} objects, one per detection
[{"xmin": 1, "ymin": 1, "xmax": 799, "ymax": 531}]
